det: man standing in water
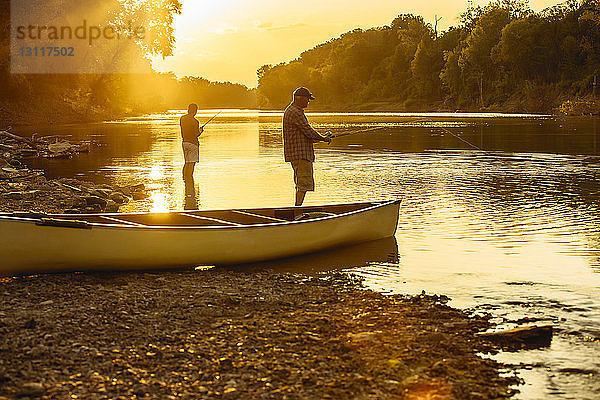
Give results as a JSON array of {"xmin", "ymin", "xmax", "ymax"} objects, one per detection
[
  {"xmin": 283, "ymin": 87, "xmax": 331, "ymax": 206},
  {"xmin": 180, "ymin": 103, "xmax": 203, "ymax": 182}
]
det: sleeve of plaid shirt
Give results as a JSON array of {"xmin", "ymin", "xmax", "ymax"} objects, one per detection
[{"xmin": 288, "ymin": 106, "xmax": 326, "ymax": 142}]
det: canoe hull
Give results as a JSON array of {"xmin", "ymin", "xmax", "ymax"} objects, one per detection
[{"xmin": 0, "ymin": 201, "xmax": 400, "ymax": 273}]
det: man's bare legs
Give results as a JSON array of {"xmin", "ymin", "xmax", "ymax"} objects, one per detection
[
  {"xmin": 183, "ymin": 167, "xmax": 195, "ymax": 196},
  {"xmin": 182, "ymin": 162, "xmax": 195, "ymax": 183},
  {"xmin": 295, "ymin": 190, "xmax": 306, "ymax": 206}
]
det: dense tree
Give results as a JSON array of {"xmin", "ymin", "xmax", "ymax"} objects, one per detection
[
  {"xmin": 458, "ymin": 8, "xmax": 510, "ymax": 106},
  {"xmin": 257, "ymin": 0, "xmax": 597, "ymax": 113},
  {"xmin": 579, "ymin": 0, "xmax": 600, "ymax": 96},
  {"xmin": 440, "ymin": 49, "xmax": 463, "ymax": 104},
  {"xmin": 498, "ymin": 18, "xmax": 546, "ymax": 80},
  {"xmin": 0, "ymin": 0, "xmax": 255, "ymax": 122},
  {"xmin": 411, "ymin": 34, "xmax": 441, "ymax": 101}
]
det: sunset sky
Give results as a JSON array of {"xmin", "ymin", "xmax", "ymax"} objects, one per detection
[{"xmin": 151, "ymin": 0, "xmax": 561, "ymax": 87}]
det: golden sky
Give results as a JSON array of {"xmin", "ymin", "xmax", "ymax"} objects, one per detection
[{"xmin": 151, "ymin": 0, "xmax": 561, "ymax": 88}]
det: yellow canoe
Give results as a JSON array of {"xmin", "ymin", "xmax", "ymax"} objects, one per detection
[{"xmin": 0, "ymin": 200, "xmax": 400, "ymax": 273}]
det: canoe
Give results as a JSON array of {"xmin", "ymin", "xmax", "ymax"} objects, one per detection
[{"xmin": 0, "ymin": 199, "xmax": 400, "ymax": 274}]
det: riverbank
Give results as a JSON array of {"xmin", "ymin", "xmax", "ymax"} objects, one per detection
[
  {"xmin": 0, "ymin": 141, "xmax": 519, "ymax": 399},
  {"xmin": 0, "ymin": 270, "xmax": 519, "ymax": 399},
  {"xmin": 263, "ymin": 96, "xmax": 600, "ymax": 116}
]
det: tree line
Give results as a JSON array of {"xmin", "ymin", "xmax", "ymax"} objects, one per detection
[
  {"xmin": 2, "ymin": 0, "xmax": 598, "ymax": 122},
  {"xmin": 256, "ymin": 0, "xmax": 600, "ymax": 114},
  {"xmin": 0, "ymin": 0, "xmax": 255, "ymax": 124}
]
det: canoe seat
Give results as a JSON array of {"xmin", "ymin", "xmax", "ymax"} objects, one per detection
[
  {"xmin": 274, "ymin": 208, "xmax": 331, "ymax": 221},
  {"xmin": 295, "ymin": 212, "xmax": 335, "ymax": 221},
  {"xmin": 274, "ymin": 209, "xmax": 295, "ymax": 221}
]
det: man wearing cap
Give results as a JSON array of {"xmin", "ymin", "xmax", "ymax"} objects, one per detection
[{"xmin": 283, "ymin": 87, "xmax": 332, "ymax": 206}]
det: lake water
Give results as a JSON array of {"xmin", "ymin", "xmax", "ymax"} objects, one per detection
[{"xmin": 19, "ymin": 110, "xmax": 600, "ymax": 399}]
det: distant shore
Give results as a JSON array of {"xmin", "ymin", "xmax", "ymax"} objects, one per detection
[
  {"xmin": 0, "ymin": 103, "xmax": 162, "ymax": 127},
  {"xmin": 301, "ymin": 97, "xmax": 600, "ymax": 116},
  {"xmin": 2, "ymin": 96, "xmax": 599, "ymax": 127}
]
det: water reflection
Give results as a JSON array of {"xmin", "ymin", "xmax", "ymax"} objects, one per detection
[
  {"xmin": 149, "ymin": 192, "xmax": 169, "ymax": 213},
  {"xmin": 183, "ymin": 175, "xmax": 198, "ymax": 210},
  {"xmin": 231, "ymin": 236, "xmax": 398, "ymax": 275}
]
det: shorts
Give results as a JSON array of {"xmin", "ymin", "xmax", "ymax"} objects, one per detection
[
  {"xmin": 291, "ymin": 159, "xmax": 315, "ymax": 192},
  {"xmin": 182, "ymin": 142, "xmax": 199, "ymax": 163}
]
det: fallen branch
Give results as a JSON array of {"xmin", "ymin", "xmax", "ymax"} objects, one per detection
[
  {"xmin": 0, "ymin": 130, "xmax": 39, "ymax": 150},
  {"xmin": 53, "ymin": 181, "xmax": 84, "ymax": 193}
]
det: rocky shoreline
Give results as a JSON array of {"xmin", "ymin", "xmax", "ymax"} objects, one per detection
[
  {"xmin": 0, "ymin": 130, "xmax": 148, "ymax": 214},
  {"xmin": 0, "ymin": 271, "xmax": 520, "ymax": 400}
]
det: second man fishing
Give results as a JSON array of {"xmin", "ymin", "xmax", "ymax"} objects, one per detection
[{"xmin": 283, "ymin": 87, "xmax": 332, "ymax": 206}]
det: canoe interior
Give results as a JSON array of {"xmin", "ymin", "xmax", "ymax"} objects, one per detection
[{"xmin": 2, "ymin": 201, "xmax": 386, "ymax": 228}]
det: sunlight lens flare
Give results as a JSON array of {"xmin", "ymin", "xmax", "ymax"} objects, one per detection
[
  {"xmin": 150, "ymin": 191, "xmax": 169, "ymax": 213},
  {"xmin": 149, "ymin": 164, "xmax": 164, "ymax": 180}
]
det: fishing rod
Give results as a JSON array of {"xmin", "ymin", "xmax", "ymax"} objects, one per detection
[
  {"xmin": 377, "ymin": 117, "xmax": 484, "ymax": 151},
  {"xmin": 327, "ymin": 126, "xmax": 388, "ymax": 138},
  {"xmin": 201, "ymin": 111, "xmax": 222, "ymax": 128}
]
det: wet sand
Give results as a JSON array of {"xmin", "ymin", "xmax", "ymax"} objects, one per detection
[{"xmin": 0, "ymin": 270, "xmax": 518, "ymax": 399}]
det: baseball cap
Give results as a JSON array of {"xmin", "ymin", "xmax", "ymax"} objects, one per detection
[{"xmin": 293, "ymin": 87, "xmax": 315, "ymax": 100}]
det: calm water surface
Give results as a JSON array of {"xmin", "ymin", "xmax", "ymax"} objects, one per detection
[{"xmin": 20, "ymin": 110, "xmax": 600, "ymax": 399}]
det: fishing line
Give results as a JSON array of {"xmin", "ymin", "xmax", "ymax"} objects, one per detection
[
  {"xmin": 435, "ymin": 125, "xmax": 483, "ymax": 151},
  {"xmin": 400, "ymin": 117, "xmax": 484, "ymax": 151}
]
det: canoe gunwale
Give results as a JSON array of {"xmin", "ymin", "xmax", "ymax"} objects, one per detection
[{"xmin": 0, "ymin": 199, "xmax": 401, "ymax": 231}]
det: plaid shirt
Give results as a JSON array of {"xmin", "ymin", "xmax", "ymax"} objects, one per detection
[{"xmin": 282, "ymin": 103, "xmax": 327, "ymax": 162}]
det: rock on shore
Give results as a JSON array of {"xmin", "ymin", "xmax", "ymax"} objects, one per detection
[{"xmin": 0, "ymin": 176, "xmax": 148, "ymax": 214}]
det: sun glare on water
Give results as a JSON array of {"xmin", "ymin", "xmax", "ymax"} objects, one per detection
[
  {"xmin": 149, "ymin": 165, "xmax": 164, "ymax": 181},
  {"xmin": 150, "ymin": 192, "xmax": 169, "ymax": 213}
]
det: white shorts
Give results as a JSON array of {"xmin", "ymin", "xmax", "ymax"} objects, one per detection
[{"xmin": 182, "ymin": 142, "xmax": 199, "ymax": 163}]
